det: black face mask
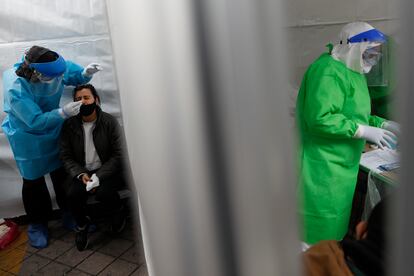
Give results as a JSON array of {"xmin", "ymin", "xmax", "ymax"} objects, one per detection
[{"xmin": 80, "ymin": 102, "xmax": 96, "ymax": 116}]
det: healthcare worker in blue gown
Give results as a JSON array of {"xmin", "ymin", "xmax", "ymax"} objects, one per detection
[{"xmin": 2, "ymin": 45, "xmax": 101, "ymax": 248}]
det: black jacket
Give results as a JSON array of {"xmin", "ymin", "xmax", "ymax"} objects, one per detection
[{"xmin": 59, "ymin": 106, "xmax": 124, "ymax": 181}]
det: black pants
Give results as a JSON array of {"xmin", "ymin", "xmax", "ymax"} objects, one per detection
[
  {"xmin": 66, "ymin": 173, "xmax": 122, "ymax": 227},
  {"xmin": 22, "ymin": 167, "xmax": 68, "ymax": 224}
]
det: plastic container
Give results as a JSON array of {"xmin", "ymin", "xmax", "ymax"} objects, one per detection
[{"xmin": 0, "ymin": 219, "xmax": 20, "ymax": 250}]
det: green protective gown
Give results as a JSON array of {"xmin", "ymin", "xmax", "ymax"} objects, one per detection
[{"xmin": 296, "ymin": 52, "xmax": 385, "ymax": 244}]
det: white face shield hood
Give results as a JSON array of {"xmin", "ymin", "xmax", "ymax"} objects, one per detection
[{"xmin": 331, "ymin": 22, "xmax": 386, "ymax": 74}]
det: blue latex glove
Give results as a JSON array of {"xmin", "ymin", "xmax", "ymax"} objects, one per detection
[{"xmin": 382, "ymin": 120, "xmax": 400, "ymax": 136}]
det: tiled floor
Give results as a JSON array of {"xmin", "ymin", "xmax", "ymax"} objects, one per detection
[{"xmin": 0, "ymin": 217, "xmax": 148, "ymax": 276}]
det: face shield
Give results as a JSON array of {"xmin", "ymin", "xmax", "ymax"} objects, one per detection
[
  {"xmin": 363, "ymin": 46, "xmax": 382, "ymax": 67},
  {"xmin": 28, "ymin": 54, "xmax": 66, "ymax": 83},
  {"xmin": 30, "ymin": 74, "xmax": 64, "ymax": 97},
  {"xmin": 347, "ymin": 28, "xmax": 386, "ymax": 44},
  {"xmin": 32, "ymin": 71, "xmax": 63, "ymax": 83},
  {"xmin": 30, "ymin": 70, "xmax": 52, "ymax": 82},
  {"xmin": 364, "ymin": 43, "xmax": 389, "ymax": 87},
  {"xmin": 332, "ymin": 23, "xmax": 388, "ymax": 74}
]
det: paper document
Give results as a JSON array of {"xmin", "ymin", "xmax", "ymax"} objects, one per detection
[{"xmin": 360, "ymin": 149, "xmax": 399, "ymax": 173}]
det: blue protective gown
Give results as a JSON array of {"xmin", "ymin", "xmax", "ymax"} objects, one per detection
[{"xmin": 2, "ymin": 60, "xmax": 91, "ymax": 180}]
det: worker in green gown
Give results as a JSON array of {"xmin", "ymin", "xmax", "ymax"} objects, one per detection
[{"xmin": 296, "ymin": 22, "xmax": 399, "ymax": 244}]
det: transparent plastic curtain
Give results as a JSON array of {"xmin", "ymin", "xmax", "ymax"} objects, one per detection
[
  {"xmin": 106, "ymin": 0, "xmax": 299, "ymax": 275},
  {"xmin": 390, "ymin": 0, "xmax": 414, "ymax": 274},
  {"xmin": 362, "ymin": 172, "xmax": 392, "ymax": 221}
]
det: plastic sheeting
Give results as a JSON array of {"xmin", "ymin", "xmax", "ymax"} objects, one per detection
[
  {"xmin": 362, "ymin": 171, "xmax": 385, "ymax": 220},
  {"xmin": 0, "ymin": 0, "xmax": 121, "ymax": 218},
  {"xmin": 362, "ymin": 171, "xmax": 394, "ymax": 221},
  {"xmin": 107, "ymin": 0, "xmax": 300, "ymax": 274}
]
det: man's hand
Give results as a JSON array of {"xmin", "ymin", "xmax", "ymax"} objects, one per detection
[
  {"xmin": 86, "ymin": 174, "xmax": 100, "ymax": 192},
  {"xmin": 81, "ymin": 174, "xmax": 91, "ymax": 185}
]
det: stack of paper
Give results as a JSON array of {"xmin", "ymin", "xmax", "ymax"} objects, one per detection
[{"xmin": 360, "ymin": 149, "xmax": 399, "ymax": 173}]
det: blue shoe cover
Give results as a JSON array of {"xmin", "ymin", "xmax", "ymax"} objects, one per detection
[
  {"xmin": 28, "ymin": 223, "xmax": 48, "ymax": 249},
  {"xmin": 62, "ymin": 212, "xmax": 97, "ymax": 233}
]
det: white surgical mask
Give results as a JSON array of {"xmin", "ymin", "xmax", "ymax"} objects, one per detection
[{"xmin": 362, "ymin": 48, "xmax": 382, "ymax": 73}]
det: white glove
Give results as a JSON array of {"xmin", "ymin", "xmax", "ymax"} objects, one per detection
[
  {"xmin": 354, "ymin": 124, "xmax": 397, "ymax": 149},
  {"xmin": 59, "ymin": 101, "xmax": 82, "ymax": 118},
  {"xmin": 86, "ymin": 173, "xmax": 100, "ymax": 192},
  {"xmin": 382, "ymin": 120, "xmax": 400, "ymax": 136},
  {"xmin": 82, "ymin": 63, "xmax": 102, "ymax": 77}
]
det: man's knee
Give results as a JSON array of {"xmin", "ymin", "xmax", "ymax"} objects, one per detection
[
  {"xmin": 67, "ymin": 179, "xmax": 87, "ymax": 199},
  {"xmin": 95, "ymin": 188, "xmax": 119, "ymax": 203},
  {"xmin": 94, "ymin": 178, "xmax": 120, "ymax": 203}
]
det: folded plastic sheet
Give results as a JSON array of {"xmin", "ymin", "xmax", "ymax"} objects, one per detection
[{"xmin": 0, "ymin": 0, "xmax": 121, "ymax": 218}]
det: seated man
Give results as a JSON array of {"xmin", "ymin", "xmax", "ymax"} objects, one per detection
[
  {"xmin": 60, "ymin": 84, "xmax": 126, "ymax": 251},
  {"xmin": 303, "ymin": 197, "xmax": 388, "ymax": 276}
]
